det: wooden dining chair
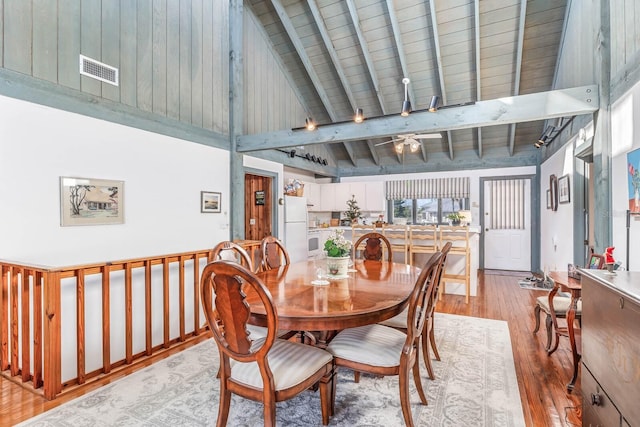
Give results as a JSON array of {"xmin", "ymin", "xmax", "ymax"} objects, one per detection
[
  {"xmin": 535, "ymin": 274, "xmax": 582, "ymax": 354},
  {"xmin": 326, "ymin": 252, "xmax": 443, "ymax": 427},
  {"xmin": 351, "ymin": 224, "xmax": 377, "ymax": 253},
  {"xmin": 378, "ymin": 242, "xmax": 450, "ymax": 380},
  {"xmin": 408, "ymin": 225, "xmax": 438, "ymax": 266},
  {"xmin": 259, "ymin": 236, "xmax": 290, "ymax": 271},
  {"xmin": 200, "ymin": 260, "xmax": 335, "ymax": 426},
  {"xmin": 209, "ymin": 241, "xmax": 254, "ymax": 271},
  {"xmin": 353, "ymin": 232, "xmax": 392, "ymax": 261}
]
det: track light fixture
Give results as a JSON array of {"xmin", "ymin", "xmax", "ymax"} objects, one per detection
[
  {"xmin": 305, "ymin": 117, "xmax": 316, "ymax": 131},
  {"xmin": 354, "ymin": 108, "xmax": 364, "ymax": 123},
  {"xmin": 400, "ymin": 78, "xmax": 411, "ymax": 117},
  {"xmin": 534, "ymin": 125, "xmax": 557, "ymax": 148},
  {"xmin": 428, "ymin": 96, "xmax": 439, "ymax": 112}
]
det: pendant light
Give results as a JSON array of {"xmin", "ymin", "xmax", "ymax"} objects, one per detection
[{"xmin": 401, "ymin": 78, "xmax": 411, "ymax": 117}]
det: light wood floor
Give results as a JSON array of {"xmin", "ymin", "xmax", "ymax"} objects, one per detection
[{"xmin": 1, "ymin": 270, "xmax": 581, "ymax": 427}]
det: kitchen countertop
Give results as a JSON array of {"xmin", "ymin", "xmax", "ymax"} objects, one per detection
[
  {"xmin": 579, "ymin": 269, "xmax": 640, "ymax": 305},
  {"xmin": 308, "ymin": 225, "xmax": 482, "ymax": 233}
]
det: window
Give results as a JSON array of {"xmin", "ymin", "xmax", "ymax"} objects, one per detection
[{"xmin": 390, "ymin": 198, "xmax": 468, "ymax": 225}]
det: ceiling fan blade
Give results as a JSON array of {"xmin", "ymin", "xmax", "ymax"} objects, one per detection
[
  {"xmin": 375, "ymin": 138, "xmax": 404, "ymax": 146},
  {"xmin": 414, "ymin": 133, "xmax": 442, "ymax": 139}
]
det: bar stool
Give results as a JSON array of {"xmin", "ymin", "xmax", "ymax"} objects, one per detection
[
  {"xmin": 381, "ymin": 223, "xmax": 408, "ymax": 264},
  {"xmin": 408, "ymin": 225, "xmax": 438, "ymax": 266},
  {"xmin": 438, "ymin": 225, "xmax": 471, "ymax": 303}
]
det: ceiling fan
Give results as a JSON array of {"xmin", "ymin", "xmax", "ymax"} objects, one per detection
[{"xmin": 375, "ymin": 133, "xmax": 442, "ymax": 154}]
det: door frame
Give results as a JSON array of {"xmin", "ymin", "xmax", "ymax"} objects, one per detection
[
  {"xmin": 479, "ymin": 173, "xmax": 539, "ymax": 272},
  {"xmin": 244, "ymin": 167, "xmax": 279, "ymax": 239}
]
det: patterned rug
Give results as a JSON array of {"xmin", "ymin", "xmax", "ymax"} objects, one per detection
[{"xmin": 18, "ymin": 313, "xmax": 525, "ymax": 426}]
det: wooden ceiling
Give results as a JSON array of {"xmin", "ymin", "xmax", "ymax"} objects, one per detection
[{"xmin": 241, "ymin": 0, "xmax": 584, "ymax": 177}]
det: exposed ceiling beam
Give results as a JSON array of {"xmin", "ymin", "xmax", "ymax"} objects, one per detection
[
  {"xmin": 237, "ymin": 85, "xmax": 599, "ymax": 151},
  {"xmin": 385, "ymin": 0, "xmax": 427, "ymax": 163},
  {"xmin": 428, "ymin": 1, "xmax": 454, "ymax": 160},
  {"xmin": 366, "ymin": 141, "xmax": 381, "ymax": 165},
  {"xmin": 345, "ymin": 0, "xmax": 388, "ymax": 114},
  {"xmin": 307, "ymin": 0, "xmax": 375, "ymax": 165},
  {"xmin": 508, "ymin": 0, "xmax": 527, "ymax": 156},
  {"xmin": 474, "ymin": 0, "xmax": 483, "ymax": 158},
  {"xmin": 269, "ymin": 0, "xmax": 338, "ymax": 120}
]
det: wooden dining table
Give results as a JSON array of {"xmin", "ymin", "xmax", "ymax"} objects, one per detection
[
  {"xmin": 246, "ymin": 259, "xmax": 420, "ymax": 341},
  {"xmin": 548, "ymin": 270, "xmax": 582, "ymax": 392}
]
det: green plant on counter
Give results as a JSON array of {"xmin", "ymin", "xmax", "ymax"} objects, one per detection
[
  {"xmin": 345, "ymin": 194, "xmax": 361, "ymax": 221},
  {"xmin": 447, "ymin": 212, "xmax": 463, "ymax": 223}
]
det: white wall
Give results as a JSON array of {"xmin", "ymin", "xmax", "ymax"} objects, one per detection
[
  {"xmin": 0, "ymin": 95, "xmax": 231, "ymax": 265},
  {"xmin": 611, "ymin": 81, "xmax": 640, "ymax": 271},
  {"xmin": 540, "ymin": 141, "xmax": 576, "ymax": 272}
]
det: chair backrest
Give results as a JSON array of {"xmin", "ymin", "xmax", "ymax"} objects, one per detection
[
  {"xmin": 209, "ymin": 241, "xmax": 254, "ymax": 271},
  {"xmin": 430, "ymin": 241, "xmax": 452, "ymax": 308},
  {"xmin": 381, "ymin": 223, "xmax": 408, "ymax": 241},
  {"xmin": 409, "ymin": 225, "xmax": 438, "ymax": 251},
  {"xmin": 200, "ymin": 260, "xmax": 277, "ymax": 364},
  {"xmin": 406, "ymin": 252, "xmax": 443, "ymax": 343},
  {"xmin": 260, "ymin": 236, "xmax": 290, "ymax": 271},
  {"xmin": 353, "ymin": 232, "xmax": 392, "ymax": 261},
  {"xmin": 438, "ymin": 225, "xmax": 469, "ymax": 252}
]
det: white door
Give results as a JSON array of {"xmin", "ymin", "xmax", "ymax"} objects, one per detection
[{"xmin": 483, "ymin": 178, "xmax": 531, "ymax": 271}]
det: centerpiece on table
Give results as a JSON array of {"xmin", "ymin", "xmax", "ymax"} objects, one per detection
[{"xmin": 324, "ymin": 229, "xmax": 353, "ymax": 277}]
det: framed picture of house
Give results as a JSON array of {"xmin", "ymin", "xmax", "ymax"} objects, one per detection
[
  {"xmin": 558, "ymin": 175, "xmax": 570, "ymax": 204},
  {"xmin": 60, "ymin": 177, "xmax": 124, "ymax": 226},
  {"xmin": 201, "ymin": 191, "xmax": 221, "ymax": 213}
]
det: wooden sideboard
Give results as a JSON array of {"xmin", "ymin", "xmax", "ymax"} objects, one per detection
[{"xmin": 580, "ymin": 270, "xmax": 640, "ymax": 426}]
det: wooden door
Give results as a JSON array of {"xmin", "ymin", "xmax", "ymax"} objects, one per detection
[{"xmin": 245, "ymin": 174, "xmax": 272, "ymax": 240}]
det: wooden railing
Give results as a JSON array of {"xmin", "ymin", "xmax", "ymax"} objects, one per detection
[{"xmin": 0, "ymin": 249, "xmax": 213, "ymax": 400}]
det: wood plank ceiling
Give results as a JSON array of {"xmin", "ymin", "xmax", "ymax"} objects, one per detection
[{"xmin": 246, "ymin": 0, "xmax": 569, "ymax": 176}]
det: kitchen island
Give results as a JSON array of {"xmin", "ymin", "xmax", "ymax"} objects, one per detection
[{"xmin": 310, "ymin": 225, "xmax": 481, "ymax": 299}]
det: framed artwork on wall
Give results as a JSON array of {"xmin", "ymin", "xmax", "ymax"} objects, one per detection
[
  {"xmin": 201, "ymin": 191, "xmax": 221, "ymax": 213},
  {"xmin": 558, "ymin": 175, "xmax": 570, "ymax": 204},
  {"xmin": 546, "ymin": 189, "xmax": 552, "ymax": 209},
  {"xmin": 549, "ymin": 174, "xmax": 558, "ymax": 211},
  {"xmin": 60, "ymin": 177, "xmax": 124, "ymax": 226}
]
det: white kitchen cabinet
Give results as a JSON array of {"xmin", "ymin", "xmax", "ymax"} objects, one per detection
[
  {"xmin": 334, "ymin": 183, "xmax": 352, "ymax": 213},
  {"xmin": 305, "ymin": 182, "xmax": 320, "ymax": 208},
  {"xmin": 319, "ymin": 183, "xmax": 336, "ymax": 211},
  {"xmin": 364, "ymin": 182, "xmax": 385, "ymax": 212}
]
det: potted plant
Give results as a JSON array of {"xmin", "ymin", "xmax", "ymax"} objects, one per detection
[
  {"xmin": 447, "ymin": 212, "xmax": 463, "ymax": 226},
  {"xmin": 324, "ymin": 229, "xmax": 353, "ymax": 276},
  {"xmin": 345, "ymin": 195, "xmax": 361, "ymax": 224}
]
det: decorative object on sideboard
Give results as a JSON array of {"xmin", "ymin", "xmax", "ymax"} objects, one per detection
[{"xmin": 447, "ymin": 212, "xmax": 463, "ymax": 226}]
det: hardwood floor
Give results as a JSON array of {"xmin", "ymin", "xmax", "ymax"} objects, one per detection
[{"xmin": 1, "ymin": 270, "xmax": 581, "ymax": 426}]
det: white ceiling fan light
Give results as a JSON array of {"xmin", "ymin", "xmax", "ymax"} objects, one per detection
[{"xmin": 375, "ymin": 133, "xmax": 442, "ymax": 153}]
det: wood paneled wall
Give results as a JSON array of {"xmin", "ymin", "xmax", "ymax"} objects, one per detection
[
  {"xmin": 0, "ymin": 0, "xmax": 229, "ymax": 134},
  {"xmin": 245, "ymin": 174, "xmax": 272, "ymax": 240}
]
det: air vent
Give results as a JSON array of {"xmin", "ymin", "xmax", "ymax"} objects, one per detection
[{"xmin": 79, "ymin": 55, "xmax": 119, "ymax": 86}]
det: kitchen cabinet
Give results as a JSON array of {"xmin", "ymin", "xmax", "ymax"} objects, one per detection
[
  {"xmin": 305, "ymin": 182, "xmax": 320, "ymax": 208},
  {"xmin": 314, "ymin": 182, "xmax": 385, "ymax": 212},
  {"xmin": 364, "ymin": 182, "xmax": 385, "ymax": 212}
]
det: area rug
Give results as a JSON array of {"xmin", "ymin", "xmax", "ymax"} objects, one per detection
[{"xmin": 18, "ymin": 313, "xmax": 525, "ymax": 426}]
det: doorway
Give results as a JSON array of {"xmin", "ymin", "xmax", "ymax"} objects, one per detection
[
  {"xmin": 482, "ymin": 177, "xmax": 532, "ymax": 271},
  {"xmin": 244, "ymin": 173, "xmax": 273, "ymax": 240}
]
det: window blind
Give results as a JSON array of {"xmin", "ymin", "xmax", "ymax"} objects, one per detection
[
  {"xmin": 385, "ymin": 177, "xmax": 470, "ymax": 200},
  {"xmin": 489, "ymin": 179, "xmax": 525, "ymax": 230}
]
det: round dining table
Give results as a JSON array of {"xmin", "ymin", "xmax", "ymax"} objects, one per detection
[{"xmin": 246, "ymin": 259, "xmax": 421, "ymax": 333}]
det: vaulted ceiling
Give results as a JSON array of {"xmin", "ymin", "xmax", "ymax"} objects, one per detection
[{"xmin": 241, "ymin": 0, "xmax": 593, "ymax": 177}]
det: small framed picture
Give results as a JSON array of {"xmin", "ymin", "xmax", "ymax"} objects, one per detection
[
  {"xmin": 255, "ymin": 190, "xmax": 265, "ymax": 206},
  {"xmin": 546, "ymin": 189, "xmax": 551, "ymax": 209},
  {"xmin": 558, "ymin": 175, "xmax": 570, "ymax": 204},
  {"xmin": 588, "ymin": 254, "xmax": 604, "ymax": 269},
  {"xmin": 60, "ymin": 176, "xmax": 124, "ymax": 226},
  {"xmin": 201, "ymin": 191, "xmax": 221, "ymax": 213}
]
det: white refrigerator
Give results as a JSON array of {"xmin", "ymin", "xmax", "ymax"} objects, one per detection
[{"xmin": 284, "ymin": 195, "xmax": 308, "ymax": 263}]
